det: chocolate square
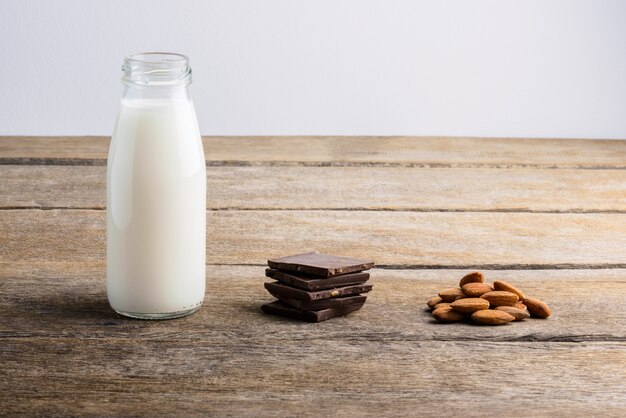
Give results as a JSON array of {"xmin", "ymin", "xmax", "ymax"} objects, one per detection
[
  {"xmin": 274, "ymin": 294, "xmax": 367, "ymax": 311},
  {"xmin": 265, "ymin": 268, "xmax": 370, "ymax": 291},
  {"xmin": 261, "ymin": 300, "xmax": 365, "ymax": 322},
  {"xmin": 267, "ymin": 252, "xmax": 375, "ymax": 277},
  {"xmin": 264, "ymin": 281, "xmax": 373, "ymax": 302}
]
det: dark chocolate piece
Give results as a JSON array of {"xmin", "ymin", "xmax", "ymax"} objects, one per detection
[
  {"xmin": 264, "ymin": 281, "xmax": 373, "ymax": 302},
  {"xmin": 276, "ymin": 294, "xmax": 367, "ymax": 311},
  {"xmin": 267, "ymin": 252, "xmax": 375, "ymax": 278},
  {"xmin": 261, "ymin": 300, "xmax": 364, "ymax": 322},
  {"xmin": 265, "ymin": 268, "xmax": 370, "ymax": 291}
]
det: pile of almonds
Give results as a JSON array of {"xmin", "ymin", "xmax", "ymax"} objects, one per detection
[{"xmin": 427, "ymin": 272, "xmax": 551, "ymax": 325}]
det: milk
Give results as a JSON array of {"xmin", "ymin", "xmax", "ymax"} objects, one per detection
[{"xmin": 107, "ymin": 97, "xmax": 206, "ymax": 318}]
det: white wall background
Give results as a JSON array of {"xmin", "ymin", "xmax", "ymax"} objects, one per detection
[{"xmin": 0, "ymin": 0, "xmax": 625, "ymax": 138}]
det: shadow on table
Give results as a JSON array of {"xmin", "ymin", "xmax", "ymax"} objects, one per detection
[{"xmin": 19, "ymin": 291, "xmax": 120, "ymax": 322}]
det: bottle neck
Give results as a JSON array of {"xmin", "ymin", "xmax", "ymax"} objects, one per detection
[
  {"xmin": 122, "ymin": 85, "xmax": 191, "ymax": 101},
  {"xmin": 121, "ymin": 52, "xmax": 192, "ymax": 102}
]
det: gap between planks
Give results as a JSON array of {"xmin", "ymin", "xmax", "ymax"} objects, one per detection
[
  {"xmin": 206, "ymin": 262, "xmax": 626, "ymax": 270},
  {"xmin": 3, "ymin": 261, "xmax": 626, "ymax": 271},
  {"xmin": 3, "ymin": 206, "xmax": 626, "ymax": 214},
  {"xmin": 20, "ymin": 261, "xmax": 608, "ymax": 270},
  {"xmin": 2, "ymin": 158, "xmax": 626, "ymax": 170}
]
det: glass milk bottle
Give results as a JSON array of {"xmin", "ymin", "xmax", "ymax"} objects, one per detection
[{"xmin": 107, "ymin": 53, "xmax": 206, "ymax": 319}]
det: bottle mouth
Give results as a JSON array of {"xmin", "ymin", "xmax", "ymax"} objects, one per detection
[{"xmin": 122, "ymin": 52, "xmax": 192, "ymax": 87}]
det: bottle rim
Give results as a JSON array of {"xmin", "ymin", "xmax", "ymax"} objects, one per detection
[{"xmin": 122, "ymin": 52, "xmax": 192, "ymax": 87}]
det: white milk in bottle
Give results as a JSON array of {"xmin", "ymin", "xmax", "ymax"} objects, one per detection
[{"xmin": 107, "ymin": 53, "xmax": 206, "ymax": 319}]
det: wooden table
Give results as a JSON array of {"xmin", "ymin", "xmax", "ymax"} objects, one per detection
[{"xmin": 1, "ymin": 136, "xmax": 625, "ymax": 416}]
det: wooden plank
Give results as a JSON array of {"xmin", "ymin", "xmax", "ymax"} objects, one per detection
[
  {"xmin": 1, "ymin": 265, "xmax": 625, "ymax": 415},
  {"xmin": 1, "ymin": 264, "xmax": 625, "ymax": 342},
  {"xmin": 2, "ymin": 210, "xmax": 625, "ymax": 268},
  {"xmin": 1, "ymin": 136, "xmax": 626, "ymax": 168},
  {"xmin": 2, "ymin": 164, "xmax": 626, "ymax": 212},
  {"xmin": 0, "ymin": 165, "xmax": 105, "ymax": 209},
  {"xmin": 0, "ymin": 136, "xmax": 109, "ymax": 164},
  {"xmin": 1, "ymin": 339, "xmax": 623, "ymax": 417},
  {"xmin": 205, "ymin": 136, "xmax": 626, "ymax": 168}
]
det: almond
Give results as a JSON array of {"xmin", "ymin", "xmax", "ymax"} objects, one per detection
[
  {"xmin": 480, "ymin": 291, "xmax": 518, "ymax": 306},
  {"xmin": 438, "ymin": 288, "xmax": 465, "ymax": 302},
  {"xmin": 493, "ymin": 280, "xmax": 526, "ymax": 301},
  {"xmin": 471, "ymin": 309, "xmax": 515, "ymax": 325},
  {"xmin": 461, "ymin": 282, "xmax": 494, "ymax": 297},
  {"xmin": 433, "ymin": 302, "xmax": 452, "ymax": 311},
  {"xmin": 514, "ymin": 301, "xmax": 528, "ymax": 311},
  {"xmin": 450, "ymin": 298, "xmax": 490, "ymax": 313},
  {"xmin": 494, "ymin": 306, "xmax": 530, "ymax": 321},
  {"xmin": 427, "ymin": 296, "xmax": 443, "ymax": 310},
  {"xmin": 432, "ymin": 306, "xmax": 465, "ymax": 323},
  {"xmin": 459, "ymin": 271, "xmax": 484, "ymax": 287},
  {"xmin": 524, "ymin": 297, "xmax": 551, "ymax": 318}
]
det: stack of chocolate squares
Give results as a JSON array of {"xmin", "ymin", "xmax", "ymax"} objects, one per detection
[{"xmin": 261, "ymin": 252, "xmax": 375, "ymax": 322}]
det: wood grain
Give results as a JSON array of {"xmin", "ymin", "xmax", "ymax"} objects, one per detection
[
  {"xmin": 2, "ymin": 164, "xmax": 626, "ymax": 212},
  {"xmin": 1, "ymin": 339, "xmax": 623, "ymax": 417},
  {"xmin": 2, "ymin": 136, "xmax": 626, "ymax": 168},
  {"xmin": 2, "ymin": 209, "xmax": 626, "ymax": 268},
  {"xmin": 1, "ymin": 265, "xmax": 625, "ymax": 416}
]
